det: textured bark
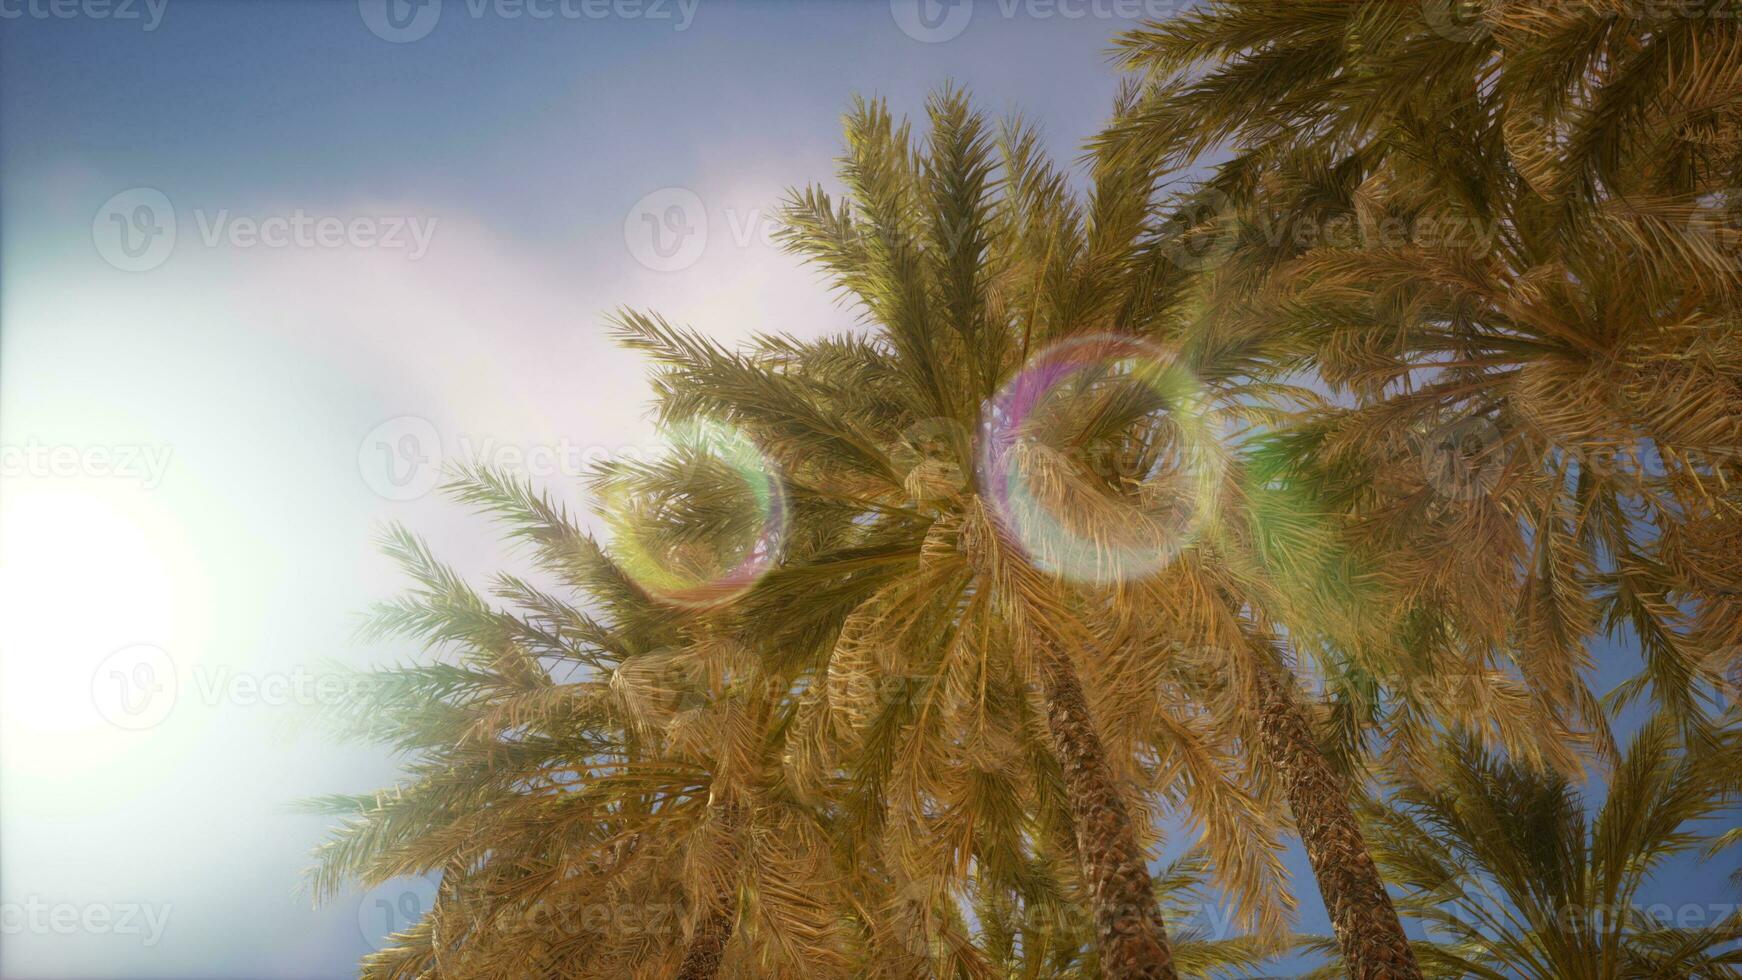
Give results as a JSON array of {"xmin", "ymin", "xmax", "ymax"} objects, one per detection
[
  {"xmin": 1252, "ymin": 664, "xmax": 1422, "ymax": 980},
  {"xmin": 1035, "ymin": 642, "xmax": 1179, "ymax": 980},
  {"xmin": 674, "ymin": 901, "xmax": 736, "ymax": 980},
  {"xmin": 675, "ymin": 798, "xmax": 745, "ymax": 980}
]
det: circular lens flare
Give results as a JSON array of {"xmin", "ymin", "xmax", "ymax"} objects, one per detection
[
  {"xmin": 605, "ymin": 419, "xmax": 787, "ymax": 608},
  {"xmin": 979, "ymin": 335, "xmax": 1223, "ymax": 584}
]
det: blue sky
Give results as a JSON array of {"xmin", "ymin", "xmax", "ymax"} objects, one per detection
[{"xmin": 1, "ymin": 1, "xmax": 1735, "ymax": 977}]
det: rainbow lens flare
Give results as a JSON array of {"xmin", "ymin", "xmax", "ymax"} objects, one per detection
[
  {"xmin": 978, "ymin": 335, "xmax": 1224, "ymax": 584},
  {"xmin": 603, "ymin": 419, "xmax": 788, "ymax": 608}
]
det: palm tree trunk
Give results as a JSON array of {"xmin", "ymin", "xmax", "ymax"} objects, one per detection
[
  {"xmin": 675, "ymin": 797, "xmax": 745, "ymax": 980},
  {"xmin": 1034, "ymin": 640, "xmax": 1179, "ymax": 980},
  {"xmin": 1251, "ymin": 662, "xmax": 1421, "ymax": 980},
  {"xmin": 675, "ymin": 902, "xmax": 735, "ymax": 980}
]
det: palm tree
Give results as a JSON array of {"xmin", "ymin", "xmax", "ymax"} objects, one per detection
[
  {"xmin": 611, "ymin": 89, "xmax": 1305, "ymax": 977},
  {"xmin": 1093, "ymin": 4, "xmax": 1742, "ymax": 974},
  {"xmin": 1106, "ymin": 0, "xmax": 1742, "ymax": 221},
  {"xmin": 983, "ymin": 852, "xmax": 1292, "ymax": 979},
  {"xmin": 1104, "ymin": 2, "xmax": 1742, "ymax": 729},
  {"xmin": 304, "ymin": 470, "xmax": 856, "ymax": 979},
  {"xmin": 1304, "ymin": 715, "xmax": 1742, "ymax": 979},
  {"xmin": 312, "ymin": 425, "xmax": 1290, "ymax": 977}
]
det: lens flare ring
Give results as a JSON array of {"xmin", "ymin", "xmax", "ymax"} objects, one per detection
[
  {"xmin": 979, "ymin": 334, "xmax": 1224, "ymax": 584},
  {"xmin": 604, "ymin": 418, "xmax": 788, "ymax": 608}
]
